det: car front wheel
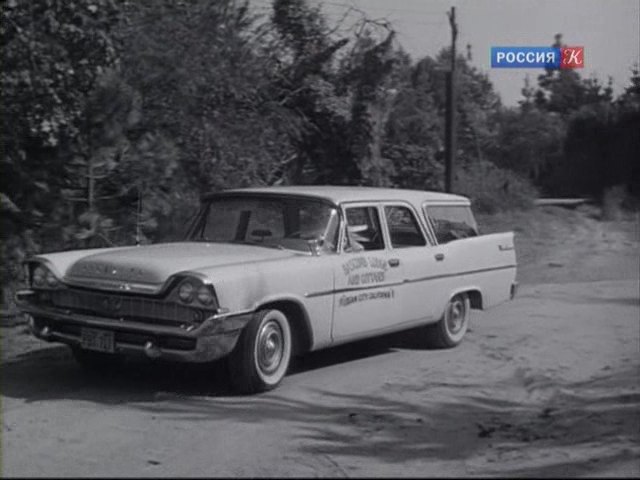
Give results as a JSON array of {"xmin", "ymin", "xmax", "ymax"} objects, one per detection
[
  {"xmin": 228, "ymin": 309, "xmax": 292, "ymax": 394},
  {"xmin": 424, "ymin": 293, "xmax": 470, "ymax": 348}
]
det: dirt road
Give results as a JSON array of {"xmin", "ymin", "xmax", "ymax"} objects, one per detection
[{"xmin": 1, "ymin": 208, "xmax": 638, "ymax": 477}]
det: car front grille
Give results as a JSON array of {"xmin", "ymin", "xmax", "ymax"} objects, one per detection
[{"xmin": 48, "ymin": 289, "xmax": 204, "ymax": 327}]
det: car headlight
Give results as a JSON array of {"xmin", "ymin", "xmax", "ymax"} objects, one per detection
[
  {"xmin": 173, "ymin": 277, "xmax": 217, "ymax": 308},
  {"xmin": 31, "ymin": 264, "xmax": 61, "ymax": 289},
  {"xmin": 32, "ymin": 266, "xmax": 47, "ymax": 288},
  {"xmin": 178, "ymin": 281, "xmax": 195, "ymax": 303},
  {"xmin": 46, "ymin": 270, "xmax": 60, "ymax": 288},
  {"xmin": 197, "ymin": 285, "xmax": 214, "ymax": 306}
]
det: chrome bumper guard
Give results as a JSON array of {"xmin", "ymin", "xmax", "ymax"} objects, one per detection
[{"xmin": 15, "ymin": 289, "xmax": 253, "ymax": 363}]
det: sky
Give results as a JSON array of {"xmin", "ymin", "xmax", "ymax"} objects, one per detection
[{"xmin": 260, "ymin": 0, "xmax": 640, "ymax": 106}]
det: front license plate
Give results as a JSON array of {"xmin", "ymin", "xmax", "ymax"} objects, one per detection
[{"xmin": 80, "ymin": 328, "xmax": 115, "ymax": 353}]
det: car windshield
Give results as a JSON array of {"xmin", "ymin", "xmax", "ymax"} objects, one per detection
[{"xmin": 189, "ymin": 196, "xmax": 340, "ymax": 253}]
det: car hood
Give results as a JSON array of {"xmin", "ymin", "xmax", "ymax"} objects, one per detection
[{"xmin": 64, "ymin": 242, "xmax": 298, "ymax": 292}]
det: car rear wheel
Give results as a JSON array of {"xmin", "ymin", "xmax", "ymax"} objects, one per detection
[
  {"xmin": 228, "ymin": 309, "xmax": 292, "ymax": 394},
  {"xmin": 424, "ymin": 293, "xmax": 470, "ymax": 348}
]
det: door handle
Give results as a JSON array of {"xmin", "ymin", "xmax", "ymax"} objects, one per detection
[
  {"xmin": 388, "ymin": 258, "xmax": 400, "ymax": 268},
  {"xmin": 434, "ymin": 253, "xmax": 445, "ymax": 261}
]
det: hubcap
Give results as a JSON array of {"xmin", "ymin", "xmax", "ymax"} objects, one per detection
[
  {"xmin": 446, "ymin": 299, "xmax": 466, "ymax": 334},
  {"xmin": 257, "ymin": 320, "xmax": 283, "ymax": 375}
]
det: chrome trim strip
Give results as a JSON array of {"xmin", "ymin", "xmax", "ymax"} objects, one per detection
[
  {"xmin": 204, "ymin": 308, "xmax": 254, "ymax": 322},
  {"xmin": 44, "ymin": 330, "xmax": 189, "ymax": 355},
  {"xmin": 305, "ymin": 264, "xmax": 517, "ymax": 298},
  {"xmin": 38, "ymin": 330, "xmax": 231, "ymax": 363},
  {"xmin": 63, "ymin": 277, "xmax": 161, "ymax": 294},
  {"xmin": 63, "ymin": 270, "xmax": 218, "ymax": 296},
  {"xmin": 306, "ymin": 281, "xmax": 406, "ymax": 298},
  {"xmin": 404, "ymin": 264, "xmax": 517, "ymax": 285}
]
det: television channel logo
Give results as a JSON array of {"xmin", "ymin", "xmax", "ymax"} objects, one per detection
[{"xmin": 491, "ymin": 46, "xmax": 584, "ymax": 69}]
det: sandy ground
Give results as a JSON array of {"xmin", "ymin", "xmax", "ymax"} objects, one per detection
[{"xmin": 1, "ymin": 206, "xmax": 638, "ymax": 477}]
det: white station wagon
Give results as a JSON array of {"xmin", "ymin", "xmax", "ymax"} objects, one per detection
[{"xmin": 16, "ymin": 186, "xmax": 517, "ymax": 393}]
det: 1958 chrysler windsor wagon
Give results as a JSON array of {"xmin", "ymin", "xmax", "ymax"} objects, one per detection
[{"xmin": 16, "ymin": 186, "xmax": 517, "ymax": 393}]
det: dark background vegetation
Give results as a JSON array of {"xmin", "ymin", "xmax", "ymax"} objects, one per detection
[{"xmin": 1, "ymin": 0, "xmax": 639, "ymax": 305}]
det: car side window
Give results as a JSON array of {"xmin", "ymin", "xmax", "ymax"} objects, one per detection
[
  {"xmin": 384, "ymin": 206, "xmax": 426, "ymax": 248},
  {"xmin": 425, "ymin": 205, "xmax": 479, "ymax": 244},
  {"xmin": 344, "ymin": 206, "xmax": 384, "ymax": 251}
]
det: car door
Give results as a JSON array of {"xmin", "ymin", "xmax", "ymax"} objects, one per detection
[
  {"xmin": 425, "ymin": 203, "xmax": 517, "ymax": 311},
  {"xmin": 330, "ymin": 203, "xmax": 405, "ymax": 341},
  {"xmin": 381, "ymin": 203, "xmax": 439, "ymax": 324},
  {"xmin": 409, "ymin": 202, "xmax": 481, "ymax": 321}
]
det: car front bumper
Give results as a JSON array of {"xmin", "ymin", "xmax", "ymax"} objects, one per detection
[{"xmin": 15, "ymin": 289, "xmax": 252, "ymax": 363}]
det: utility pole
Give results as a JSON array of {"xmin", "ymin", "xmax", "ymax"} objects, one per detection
[{"xmin": 444, "ymin": 6, "xmax": 457, "ymax": 193}]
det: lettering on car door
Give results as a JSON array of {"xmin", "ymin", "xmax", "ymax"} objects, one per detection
[{"xmin": 331, "ymin": 204, "xmax": 404, "ymax": 340}]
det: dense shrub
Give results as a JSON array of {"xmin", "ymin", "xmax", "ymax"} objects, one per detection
[{"xmin": 456, "ymin": 161, "xmax": 538, "ymax": 214}]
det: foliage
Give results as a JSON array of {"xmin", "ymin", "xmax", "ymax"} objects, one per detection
[
  {"xmin": 383, "ymin": 47, "xmax": 503, "ymax": 191},
  {"xmin": 117, "ymin": 0, "xmax": 296, "ymax": 194},
  {"xmin": 3, "ymin": 5, "xmax": 639, "ymax": 307},
  {"xmin": 1, "ymin": 0, "xmax": 120, "ymax": 217},
  {"xmin": 601, "ymin": 185, "xmax": 628, "ymax": 221},
  {"xmin": 498, "ymin": 34, "xmax": 638, "ymax": 199},
  {"xmin": 456, "ymin": 161, "xmax": 538, "ymax": 214},
  {"xmin": 534, "ymin": 34, "xmax": 613, "ymax": 115},
  {"xmin": 1, "ymin": 0, "xmax": 123, "ymax": 303},
  {"xmin": 491, "ymin": 107, "xmax": 566, "ymax": 184},
  {"xmin": 270, "ymin": 0, "xmax": 399, "ymax": 185}
]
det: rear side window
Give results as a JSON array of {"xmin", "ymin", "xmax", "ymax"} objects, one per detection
[
  {"xmin": 384, "ymin": 206, "xmax": 426, "ymax": 248},
  {"xmin": 425, "ymin": 205, "xmax": 478, "ymax": 244}
]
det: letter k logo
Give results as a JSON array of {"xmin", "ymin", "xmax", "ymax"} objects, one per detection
[{"xmin": 561, "ymin": 47, "xmax": 584, "ymax": 69}]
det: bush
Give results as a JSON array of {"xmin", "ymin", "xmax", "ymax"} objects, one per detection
[
  {"xmin": 456, "ymin": 161, "xmax": 538, "ymax": 214},
  {"xmin": 601, "ymin": 184, "xmax": 634, "ymax": 220}
]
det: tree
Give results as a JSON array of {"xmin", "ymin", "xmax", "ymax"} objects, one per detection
[
  {"xmin": 1, "ymin": 0, "xmax": 122, "ymax": 304},
  {"xmin": 492, "ymin": 107, "xmax": 565, "ymax": 185},
  {"xmin": 345, "ymin": 28, "xmax": 397, "ymax": 186},
  {"xmin": 383, "ymin": 47, "xmax": 503, "ymax": 191},
  {"xmin": 534, "ymin": 34, "xmax": 613, "ymax": 115},
  {"xmin": 383, "ymin": 55, "xmax": 443, "ymax": 189},
  {"xmin": 1, "ymin": 0, "xmax": 121, "ymax": 230},
  {"xmin": 270, "ymin": 0, "xmax": 399, "ymax": 186},
  {"xmin": 118, "ymin": 0, "xmax": 296, "ymax": 194}
]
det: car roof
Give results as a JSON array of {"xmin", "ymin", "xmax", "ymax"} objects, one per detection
[{"xmin": 209, "ymin": 185, "xmax": 470, "ymax": 205}]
